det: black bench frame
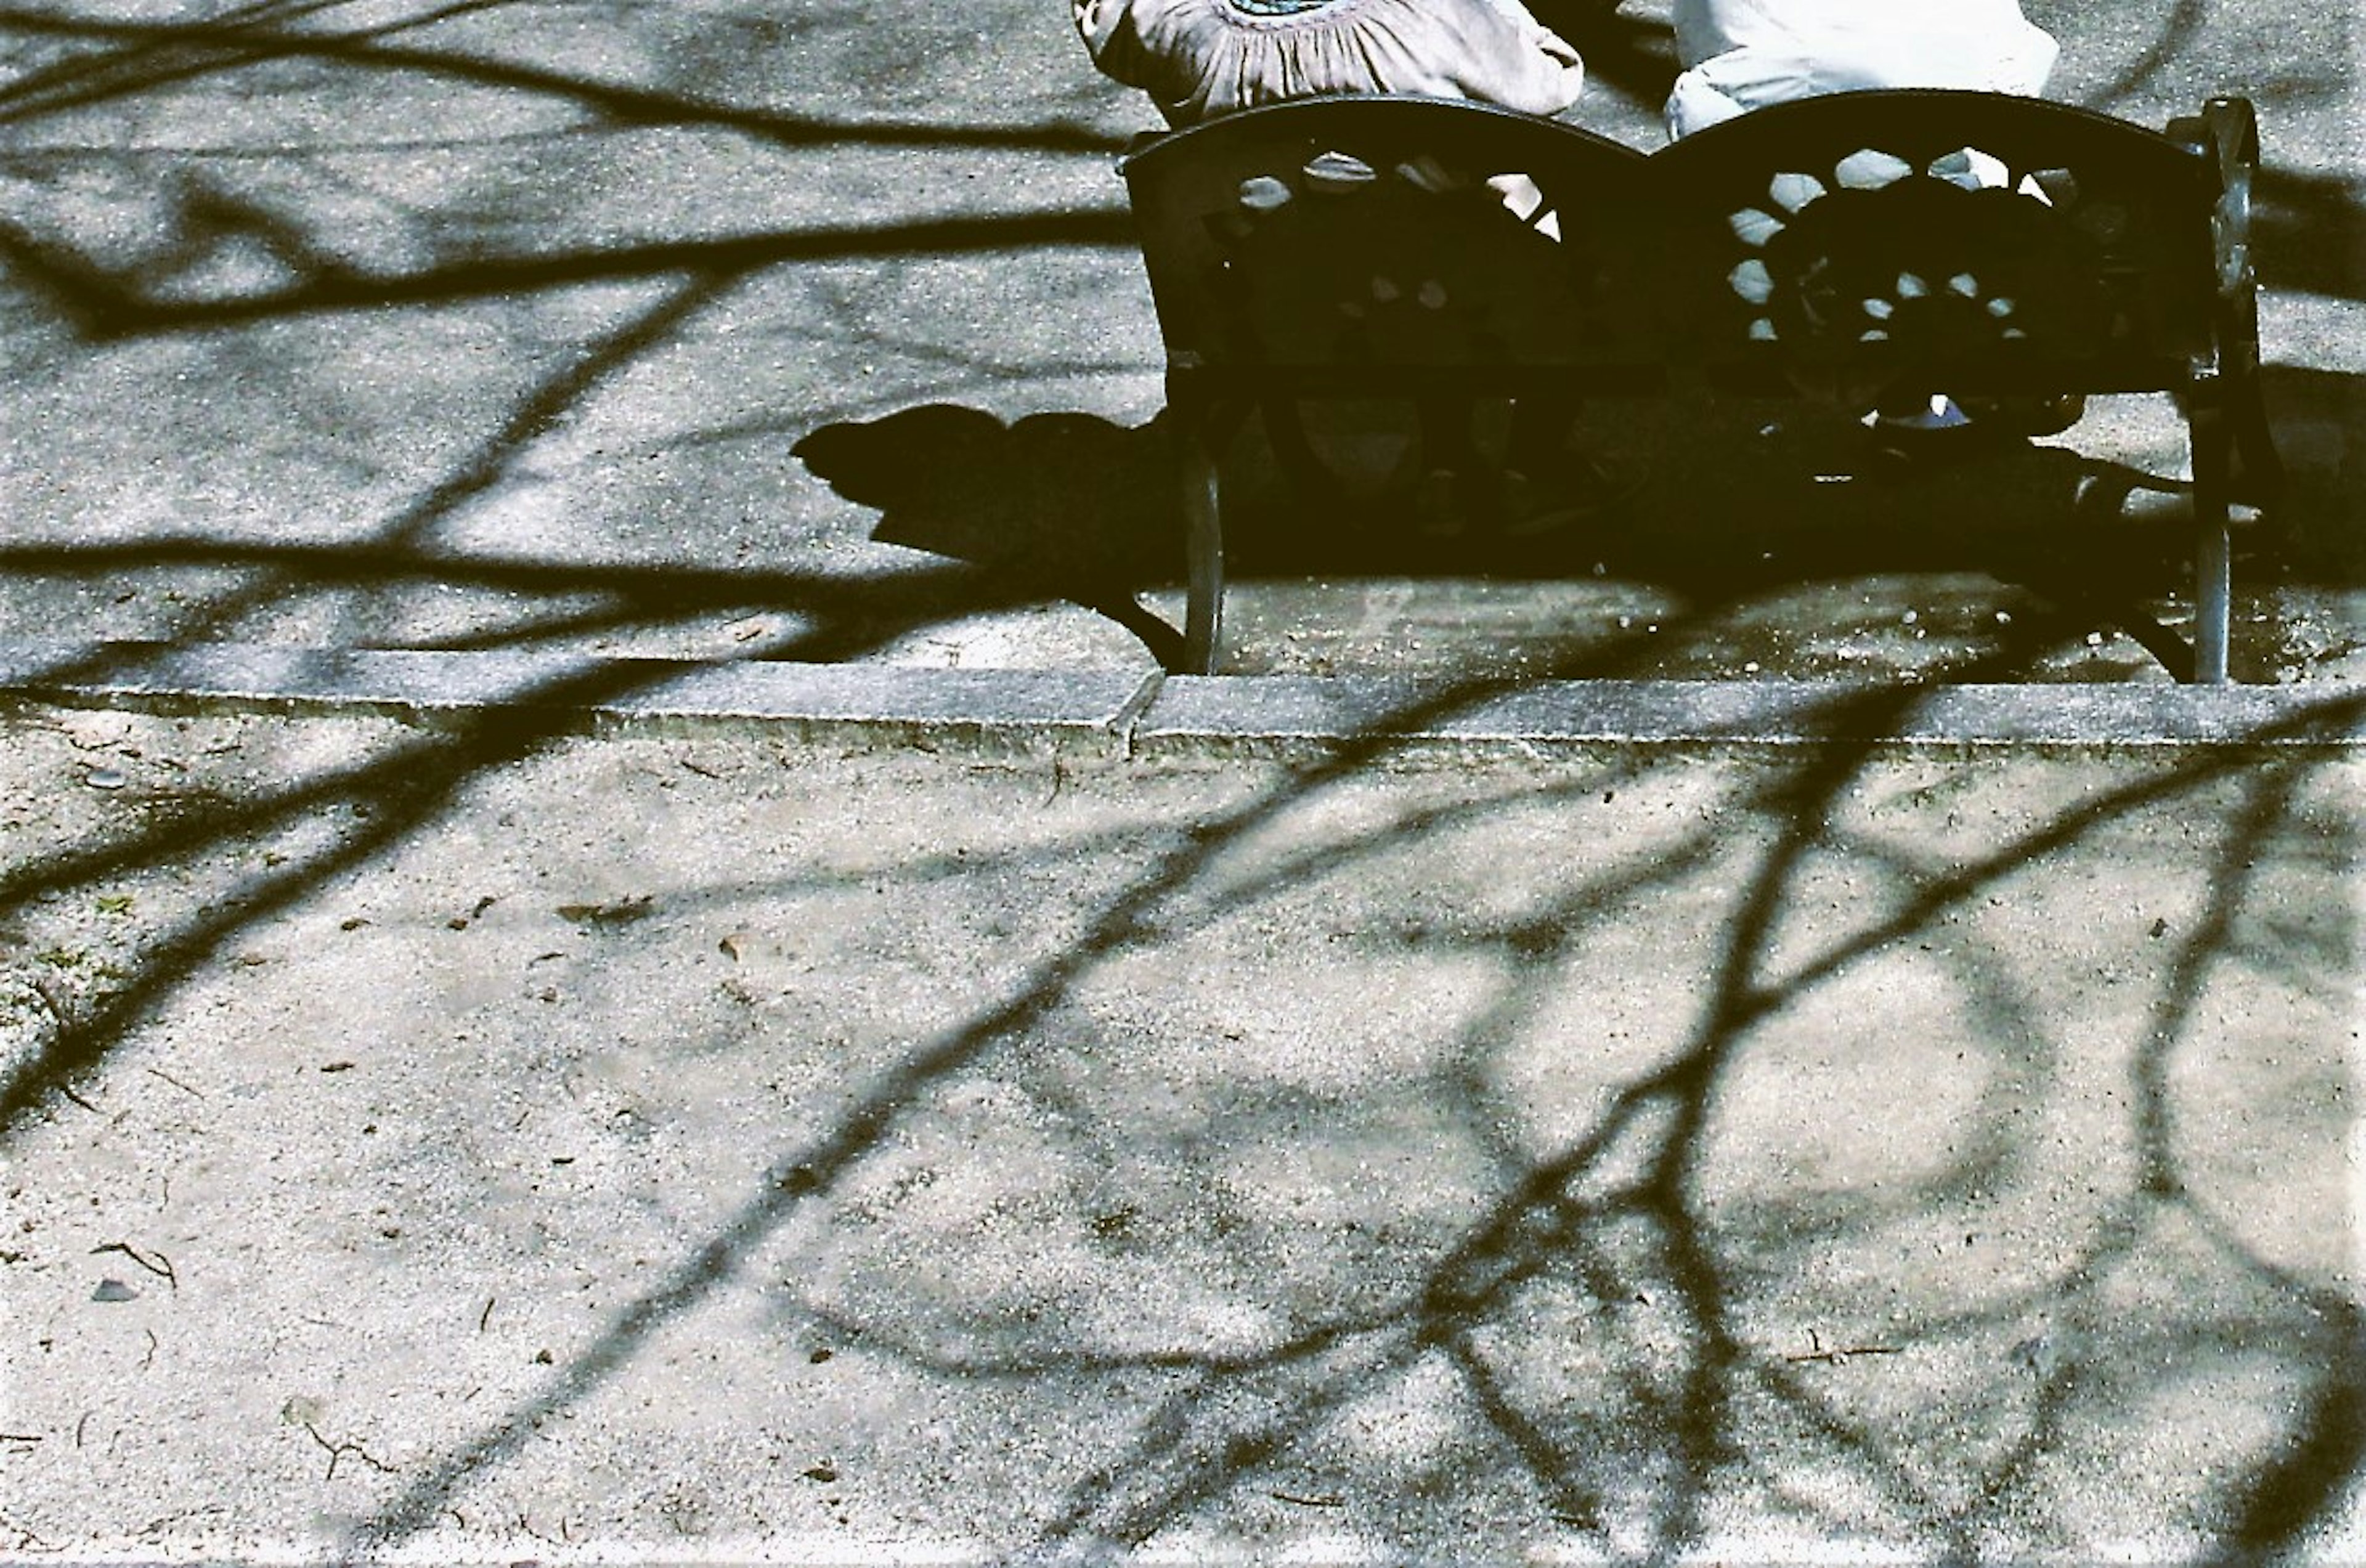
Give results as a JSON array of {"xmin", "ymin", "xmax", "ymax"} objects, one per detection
[{"xmin": 1120, "ymin": 91, "xmax": 2282, "ymax": 681}]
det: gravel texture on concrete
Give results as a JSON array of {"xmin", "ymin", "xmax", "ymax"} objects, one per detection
[
  {"xmin": 1, "ymin": 691, "xmax": 2362, "ymax": 1563},
  {"xmin": 0, "ymin": 0, "xmax": 2357, "ymax": 685},
  {"xmin": 0, "ymin": 0, "xmax": 2361, "ymax": 1561}
]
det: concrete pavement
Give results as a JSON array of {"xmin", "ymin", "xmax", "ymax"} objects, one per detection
[
  {"xmin": 0, "ymin": 0, "xmax": 2358, "ymax": 683},
  {"xmin": 1, "ymin": 0, "xmax": 2363, "ymax": 1561},
  {"xmin": 0, "ymin": 675, "xmax": 2362, "ymax": 1562}
]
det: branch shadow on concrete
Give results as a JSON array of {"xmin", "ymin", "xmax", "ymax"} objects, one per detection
[
  {"xmin": 0, "ymin": 0, "xmax": 2349, "ymax": 688},
  {"xmin": 262, "ymin": 656, "xmax": 2356, "ymax": 1563},
  {"xmin": 3, "ymin": 388, "xmax": 2359, "ymax": 1568},
  {"xmin": 754, "ymin": 672, "xmax": 2365, "ymax": 1561},
  {"xmin": 0, "ymin": 3, "xmax": 2360, "ymax": 1557},
  {"xmin": 0, "ymin": 1, "xmax": 1127, "ymax": 156}
]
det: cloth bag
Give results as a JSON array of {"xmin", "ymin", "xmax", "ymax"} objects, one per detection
[{"xmin": 1073, "ymin": 0, "xmax": 1585, "ymax": 128}]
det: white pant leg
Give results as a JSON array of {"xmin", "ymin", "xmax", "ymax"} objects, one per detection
[{"xmin": 1665, "ymin": 1, "xmax": 2059, "ymax": 139}]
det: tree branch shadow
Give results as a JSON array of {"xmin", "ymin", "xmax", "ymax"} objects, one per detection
[
  {"xmin": 3, "ymin": 468, "xmax": 2356, "ymax": 1566},
  {"xmin": 0, "ymin": 4, "xmax": 2358, "ymax": 1557}
]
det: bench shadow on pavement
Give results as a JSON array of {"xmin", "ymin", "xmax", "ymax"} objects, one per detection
[{"xmin": 792, "ymin": 364, "xmax": 2364, "ymax": 680}]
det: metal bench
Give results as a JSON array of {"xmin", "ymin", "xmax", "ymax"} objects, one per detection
[{"xmin": 1120, "ymin": 91, "xmax": 2281, "ymax": 681}]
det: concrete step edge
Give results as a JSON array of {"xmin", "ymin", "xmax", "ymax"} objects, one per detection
[{"xmin": 0, "ymin": 642, "xmax": 2359, "ymax": 756}]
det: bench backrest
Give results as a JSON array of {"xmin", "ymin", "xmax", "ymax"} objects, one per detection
[
  {"xmin": 1121, "ymin": 91, "xmax": 2224, "ymax": 407},
  {"xmin": 1647, "ymin": 90, "xmax": 2221, "ymax": 404},
  {"xmin": 1120, "ymin": 96, "xmax": 1658, "ymax": 394}
]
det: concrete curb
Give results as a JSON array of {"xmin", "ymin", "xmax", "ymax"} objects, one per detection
[
  {"xmin": 1, "ymin": 642, "xmax": 2361, "ymax": 758},
  {"xmin": 1136, "ymin": 673, "xmax": 2366, "ymax": 757},
  {"xmin": 0, "ymin": 642, "xmax": 1161, "ymax": 759}
]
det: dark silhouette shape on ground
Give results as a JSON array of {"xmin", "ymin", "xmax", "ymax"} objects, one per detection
[
  {"xmin": 795, "ymin": 404, "xmax": 1190, "ymax": 668},
  {"xmin": 792, "ymin": 389, "xmax": 2295, "ymax": 680}
]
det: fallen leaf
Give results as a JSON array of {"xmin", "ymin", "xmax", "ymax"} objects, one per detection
[{"xmin": 556, "ymin": 896, "xmax": 654, "ymax": 927}]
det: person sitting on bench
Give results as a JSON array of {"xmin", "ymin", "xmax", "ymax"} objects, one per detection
[
  {"xmin": 1076, "ymin": 0, "xmax": 1622, "ymax": 535},
  {"xmin": 1667, "ymin": 0, "xmax": 2069, "ymax": 442},
  {"xmin": 1665, "ymin": 0, "xmax": 2059, "ymax": 139}
]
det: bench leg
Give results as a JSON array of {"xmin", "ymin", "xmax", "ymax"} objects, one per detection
[
  {"xmin": 2230, "ymin": 374, "xmax": 2286, "ymax": 505},
  {"xmin": 2192, "ymin": 517, "xmax": 2232, "ymax": 684},
  {"xmin": 1261, "ymin": 396, "xmax": 1335, "ymax": 506},
  {"xmin": 2189, "ymin": 402, "xmax": 2234, "ymax": 684},
  {"xmin": 1180, "ymin": 423, "xmax": 1225, "ymax": 676}
]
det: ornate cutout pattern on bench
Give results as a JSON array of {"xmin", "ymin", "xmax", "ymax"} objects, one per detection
[
  {"xmin": 1649, "ymin": 96, "xmax": 2223, "ymax": 401},
  {"xmin": 1121, "ymin": 92, "xmax": 2277, "ymax": 681},
  {"xmin": 1707, "ymin": 145, "xmax": 2176, "ymax": 370},
  {"xmin": 1127, "ymin": 97, "xmax": 1654, "ymax": 384}
]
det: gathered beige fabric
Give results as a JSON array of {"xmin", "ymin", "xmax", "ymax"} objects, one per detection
[{"xmin": 1073, "ymin": 0, "xmax": 1585, "ymax": 128}]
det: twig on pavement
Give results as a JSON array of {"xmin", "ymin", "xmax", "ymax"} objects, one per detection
[{"xmin": 91, "ymin": 1241, "xmax": 176, "ymax": 1289}]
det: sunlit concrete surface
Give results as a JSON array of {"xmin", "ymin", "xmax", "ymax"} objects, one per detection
[
  {"xmin": 0, "ymin": 0, "xmax": 2356, "ymax": 683},
  {"xmin": 1, "ymin": 689, "xmax": 2360, "ymax": 1563},
  {"xmin": 0, "ymin": 0, "xmax": 2361, "ymax": 1561}
]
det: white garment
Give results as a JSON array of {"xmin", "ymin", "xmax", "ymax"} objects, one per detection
[{"xmin": 1667, "ymin": 0, "xmax": 2058, "ymax": 137}]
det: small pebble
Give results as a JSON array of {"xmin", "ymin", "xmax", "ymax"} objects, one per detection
[
  {"xmin": 2012, "ymin": 1334, "xmax": 2067, "ymax": 1379},
  {"xmin": 92, "ymin": 1278, "xmax": 139, "ymax": 1302},
  {"xmin": 83, "ymin": 768, "xmax": 126, "ymax": 790}
]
